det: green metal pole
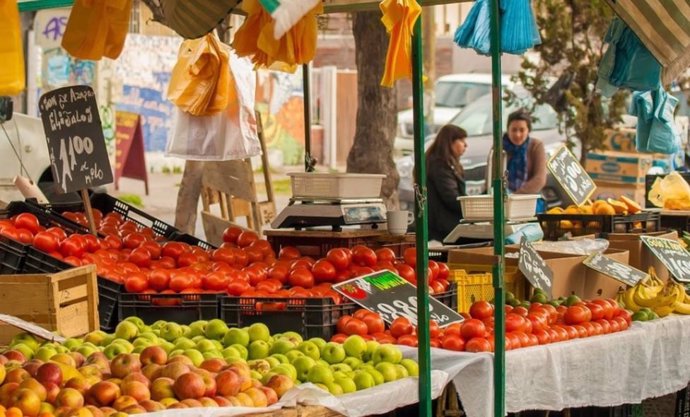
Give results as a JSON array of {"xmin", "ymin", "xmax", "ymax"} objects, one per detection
[
  {"xmin": 411, "ymin": 7, "xmax": 432, "ymax": 417},
  {"xmin": 489, "ymin": 0, "xmax": 506, "ymax": 416}
]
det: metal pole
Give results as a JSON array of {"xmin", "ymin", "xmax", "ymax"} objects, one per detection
[
  {"xmin": 302, "ymin": 63, "xmax": 315, "ymax": 172},
  {"xmin": 489, "ymin": 0, "xmax": 506, "ymax": 416},
  {"xmin": 411, "ymin": 8, "xmax": 432, "ymax": 417}
]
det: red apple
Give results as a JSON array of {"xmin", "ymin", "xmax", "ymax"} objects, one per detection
[
  {"xmin": 173, "ymin": 372, "xmax": 205, "ymax": 400},
  {"xmin": 109, "ymin": 354, "xmax": 141, "ymax": 379}
]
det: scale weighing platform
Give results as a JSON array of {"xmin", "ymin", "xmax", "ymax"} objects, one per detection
[
  {"xmin": 271, "ymin": 197, "xmax": 387, "ymax": 231},
  {"xmin": 443, "ymin": 220, "xmax": 537, "ymax": 244}
]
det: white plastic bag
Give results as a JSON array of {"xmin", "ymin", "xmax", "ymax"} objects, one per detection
[{"xmin": 166, "ymin": 50, "xmax": 261, "ymax": 161}]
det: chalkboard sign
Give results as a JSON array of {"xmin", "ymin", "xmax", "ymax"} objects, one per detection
[
  {"xmin": 640, "ymin": 236, "xmax": 690, "ymax": 283},
  {"xmin": 518, "ymin": 239, "xmax": 553, "ymax": 298},
  {"xmin": 547, "ymin": 145, "xmax": 596, "ymax": 206},
  {"xmin": 332, "ymin": 270, "xmax": 464, "ymax": 327},
  {"xmin": 676, "ymin": 384, "xmax": 690, "ymax": 417},
  {"xmin": 583, "ymin": 252, "xmax": 647, "ymax": 286},
  {"xmin": 38, "ymin": 85, "xmax": 113, "ymax": 194}
]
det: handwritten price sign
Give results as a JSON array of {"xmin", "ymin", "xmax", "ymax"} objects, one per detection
[
  {"xmin": 547, "ymin": 145, "xmax": 596, "ymax": 206},
  {"xmin": 518, "ymin": 239, "xmax": 554, "ymax": 298},
  {"xmin": 583, "ymin": 252, "xmax": 647, "ymax": 286},
  {"xmin": 38, "ymin": 85, "xmax": 113, "ymax": 194},
  {"xmin": 333, "ymin": 270, "xmax": 464, "ymax": 327},
  {"xmin": 641, "ymin": 236, "xmax": 690, "ymax": 283}
]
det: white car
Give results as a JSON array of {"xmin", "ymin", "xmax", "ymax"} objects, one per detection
[{"xmin": 394, "ymin": 73, "xmax": 513, "ymax": 156}]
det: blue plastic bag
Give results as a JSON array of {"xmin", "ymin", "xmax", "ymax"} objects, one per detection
[{"xmin": 630, "ymin": 86, "xmax": 680, "ymax": 155}]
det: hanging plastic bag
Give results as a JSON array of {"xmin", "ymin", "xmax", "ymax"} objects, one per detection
[
  {"xmin": 454, "ymin": 0, "xmax": 490, "ymax": 55},
  {"xmin": 167, "ymin": 33, "xmax": 230, "ymax": 116},
  {"xmin": 630, "ymin": 87, "xmax": 680, "ymax": 154},
  {"xmin": 166, "ymin": 52, "xmax": 261, "ymax": 161},
  {"xmin": 379, "ymin": 0, "xmax": 422, "ymax": 87},
  {"xmin": 61, "ymin": 0, "xmax": 132, "ymax": 60},
  {"xmin": 0, "ymin": 1, "xmax": 25, "ymax": 96},
  {"xmin": 649, "ymin": 172, "xmax": 690, "ymax": 210}
]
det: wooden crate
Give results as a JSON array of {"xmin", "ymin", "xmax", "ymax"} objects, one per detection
[{"xmin": 0, "ymin": 265, "xmax": 99, "ymax": 344}]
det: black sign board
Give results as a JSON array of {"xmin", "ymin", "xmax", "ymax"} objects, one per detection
[
  {"xmin": 583, "ymin": 252, "xmax": 647, "ymax": 286},
  {"xmin": 332, "ymin": 270, "xmax": 464, "ymax": 327},
  {"xmin": 547, "ymin": 145, "xmax": 596, "ymax": 206},
  {"xmin": 518, "ymin": 239, "xmax": 554, "ymax": 298},
  {"xmin": 676, "ymin": 384, "xmax": 690, "ymax": 417},
  {"xmin": 38, "ymin": 85, "xmax": 113, "ymax": 194},
  {"xmin": 640, "ymin": 236, "xmax": 690, "ymax": 283}
]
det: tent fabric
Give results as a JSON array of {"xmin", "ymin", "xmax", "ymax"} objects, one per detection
[
  {"xmin": 160, "ymin": 0, "xmax": 239, "ymax": 40},
  {"xmin": 606, "ymin": 0, "xmax": 690, "ymax": 85}
]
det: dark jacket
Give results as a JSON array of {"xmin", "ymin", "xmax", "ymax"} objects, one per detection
[{"xmin": 426, "ymin": 154, "xmax": 466, "ymax": 241}]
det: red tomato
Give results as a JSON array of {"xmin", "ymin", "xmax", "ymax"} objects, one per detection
[
  {"xmin": 427, "ymin": 261, "xmax": 440, "ymax": 281},
  {"xmin": 465, "ymin": 337, "xmax": 492, "ymax": 352},
  {"xmin": 14, "ymin": 228, "xmax": 32, "ymax": 244},
  {"xmin": 437, "ymin": 263, "xmax": 450, "ymax": 281},
  {"xmin": 122, "ymin": 232, "xmax": 147, "ymax": 249},
  {"xmin": 564, "ymin": 305, "xmax": 592, "ymax": 325},
  {"xmin": 505, "ymin": 313, "xmax": 527, "ymax": 333},
  {"xmin": 390, "ymin": 317, "xmax": 414, "ymax": 338},
  {"xmin": 125, "ymin": 272, "xmax": 148, "ymax": 293},
  {"xmin": 255, "ymin": 278, "xmax": 282, "ymax": 294},
  {"xmin": 161, "ymin": 241, "xmax": 188, "ymax": 259},
  {"xmin": 128, "ymin": 247, "xmax": 152, "ymax": 268},
  {"xmin": 288, "ymin": 268, "xmax": 314, "ymax": 289},
  {"xmin": 351, "ymin": 245, "xmax": 377, "ymax": 267},
  {"xmin": 249, "ymin": 240, "xmax": 274, "ymax": 257},
  {"xmin": 45, "ymin": 226, "xmax": 67, "ymax": 241},
  {"xmin": 13, "ymin": 213, "xmax": 40, "ymax": 234},
  {"xmin": 211, "ymin": 247, "xmax": 235, "ymax": 265},
  {"xmin": 139, "ymin": 241, "xmax": 161, "ymax": 259},
  {"xmin": 343, "ymin": 318, "xmax": 368, "ymax": 336},
  {"xmin": 429, "ymin": 280, "xmax": 446, "ymax": 295},
  {"xmin": 312, "ymin": 259, "xmax": 337, "ymax": 283},
  {"xmin": 615, "ymin": 308, "xmax": 632, "ymax": 325},
  {"xmin": 290, "ymin": 258, "xmax": 314, "ymax": 271},
  {"xmin": 596, "ymin": 319, "xmax": 612, "ymax": 334},
  {"xmin": 396, "ymin": 264, "xmax": 416, "ymax": 284},
  {"xmin": 233, "ymin": 248, "xmax": 249, "ymax": 268},
  {"xmin": 267, "ymin": 264, "xmax": 290, "ymax": 284},
  {"xmin": 573, "ymin": 325, "xmax": 588, "ymax": 338},
  {"xmin": 278, "ymin": 246, "xmax": 301, "ymax": 260},
  {"xmin": 244, "ymin": 248, "xmax": 264, "ymax": 264},
  {"xmin": 469, "ymin": 301, "xmax": 494, "ymax": 320},
  {"xmin": 334, "ymin": 269, "xmax": 352, "ymax": 283},
  {"xmin": 428, "ymin": 320, "xmax": 442, "ymax": 339},
  {"xmin": 402, "ymin": 247, "xmax": 416, "ymax": 267},
  {"xmin": 222, "ymin": 226, "xmax": 244, "ymax": 244},
  {"xmin": 533, "ymin": 330, "xmax": 552, "ymax": 345},
  {"xmin": 512, "ymin": 306, "xmax": 529, "ymax": 317},
  {"xmin": 396, "ymin": 334, "xmax": 418, "ymax": 347},
  {"xmin": 362, "ymin": 313, "xmax": 385, "ymax": 334},
  {"xmin": 63, "ymin": 256, "xmax": 82, "ymax": 267},
  {"xmin": 590, "ymin": 299, "xmax": 615, "ymax": 320},
  {"xmin": 327, "ymin": 248, "xmax": 352, "ymax": 270},
  {"xmin": 441, "ymin": 334, "xmax": 465, "ymax": 351},
  {"xmin": 336, "ymin": 316, "xmax": 353, "ymax": 334},
  {"xmin": 236, "ymin": 231, "xmax": 259, "ymax": 248},
  {"xmin": 374, "ymin": 248, "xmax": 396, "ymax": 263},
  {"xmin": 60, "ymin": 235, "xmax": 86, "ymax": 258},
  {"xmin": 169, "ymin": 271, "xmax": 194, "ymax": 292},
  {"xmin": 613, "ymin": 316, "xmax": 629, "ymax": 330},
  {"xmin": 460, "ymin": 319, "xmax": 487, "ymax": 341},
  {"xmin": 227, "ymin": 279, "xmax": 252, "ymax": 296},
  {"xmin": 202, "ymin": 271, "xmax": 229, "ymax": 291},
  {"xmin": 586, "ymin": 302, "xmax": 605, "ymax": 321},
  {"xmin": 148, "ymin": 269, "xmax": 171, "ymax": 291},
  {"xmin": 609, "ymin": 319, "xmax": 621, "ymax": 333},
  {"xmin": 33, "ymin": 231, "xmax": 59, "ymax": 253}
]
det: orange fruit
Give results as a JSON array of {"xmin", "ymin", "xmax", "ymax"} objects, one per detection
[
  {"xmin": 607, "ymin": 199, "xmax": 628, "ymax": 215},
  {"xmin": 619, "ymin": 196, "xmax": 641, "ymax": 214},
  {"xmin": 593, "ymin": 202, "xmax": 616, "ymax": 215}
]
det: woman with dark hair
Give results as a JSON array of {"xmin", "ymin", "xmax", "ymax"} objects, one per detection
[
  {"xmin": 426, "ymin": 124, "xmax": 468, "ymax": 241},
  {"xmin": 503, "ymin": 109, "xmax": 547, "ymax": 194}
]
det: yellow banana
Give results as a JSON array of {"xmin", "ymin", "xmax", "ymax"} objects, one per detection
[
  {"xmin": 651, "ymin": 283, "xmax": 684, "ymax": 308},
  {"xmin": 653, "ymin": 305, "xmax": 674, "ymax": 317},
  {"xmin": 673, "ymin": 301, "xmax": 690, "ymax": 315},
  {"xmin": 622, "ymin": 287, "xmax": 641, "ymax": 312},
  {"xmin": 633, "ymin": 284, "xmax": 664, "ymax": 307}
]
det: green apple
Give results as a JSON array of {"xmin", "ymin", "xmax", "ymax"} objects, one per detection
[
  {"xmin": 138, "ymin": 331, "xmax": 159, "ymax": 342},
  {"xmin": 265, "ymin": 356, "xmax": 281, "ymax": 368},
  {"xmin": 54, "ymin": 344, "xmax": 69, "ymax": 354},
  {"xmin": 292, "ymin": 356, "xmax": 316, "ymax": 381},
  {"xmin": 101, "ymin": 335, "xmax": 115, "ymax": 347},
  {"xmin": 180, "ymin": 325, "xmax": 190, "ymax": 337},
  {"xmin": 297, "ymin": 341, "xmax": 320, "ymax": 360},
  {"xmin": 308, "ymin": 337, "xmax": 327, "ymax": 351},
  {"xmin": 363, "ymin": 340, "xmax": 380, "ymax": 362},
  {"xmin": 110, "ymin": 339, "xmax": 134, "ymax": 353},
  {"xmin": 307, "ymin": 363, "xmax": 334, "ymax": 385},
  {"xmin": 321, "ymin": 342, "xmax": 346, "ymax": 364},
  {"xmin": 114, "ymin": 321, "xmax": 139, "ymax": 341},
  {"xmin": 174, "ymin": 337, "xmax": 197, "ymax": 351},
  {"xmin": 83, "ymin": 330, "xmax": 108, "ymax": 346},
  {"xmin": 360, "ymin": 366, "xmax": 385, "ymax": 385},
  {"xmin": 248, "ymin": 359, "xmax": 271, "ymax": 375},
  {"xmin": 183, "ymin": 349, "xmax": 205, "ymax": 366},
  {"xmin": 343, "ymin": 335, "xmax": 367, "ymax": 359},
  {"xmin": 151, "ymin": 320, "xmax": 167, "ymax": 330},
  {"xmin": 271, "ymin": 353, "xmax": 289, "ymax": 364},
  {"xmin": 269, "ymin": 339, "xmax": 295, "ymax": 355},
  {"xmin": 103, "ymin": 343, "xmax": 129, "ymax": 359},
  {"xmin": 211, "ymin": 340, "xmax": 223, "ymax": 350},
  {"xmin": 343, "ymin": 357, "xmax": 362, "ymax": 370},
  {"xmin": 160, "ymin": 341, "xmax": 176, "ymax": 354},
  {"xmin": 230, "ymin": 344, "xmax": 248, "ymax": 360},
  {"xmin": 317, "ymin": 359, "xmax": 330, "ymax": 368},
  {"xmin": 374, "ymin": 362, "xmax": 398, "ymax": 382},
  {"xmin": 133, "ymin": 338, "xmax": 154, "ymax": 350},
  {"xmin": 159, "ymin": 322, "xmax": 183, "ymax": 342},
  {"xmin": 395, "ymin": 364, "xmax": 409, "ymax": 379},
  {"xmin": 221, "ymin": 346, "xmax": 242, "ymax": 360},
  {"xmin": 248, "ymin": 340, "xmax": 270, "ymax": 359},
  {"xmin": 272, "ymin": 363, "xmax": 297, "ymax": 381},
  {"xmin": 186, "ymin": 320, "xmax": 208, "ymax": 338},
  {"xmin": 202, "ymin": 350, "xmax": 222, "ymax": 360},
  {"xmin": 278, "ymin": 331, "xmax": 303, "ymax": 344},
  {"xmin": 250, "ymin": 370, "xmax": 263, "ymax": 380},
  {"xmin": 261, "ymin": 371, "xmax": 278, "ymax": 385},
  {"xmin": 11, "ymin": 334, "xmax": 41, "ymax": 352},
  {"xmin": 372, "ymin": 344, "xmax": 402, "ymax": 365},
  {"xmin": 324, "ymin": 381, "xmax": 344, "ymax": 395},
  {"xmin": 285, "ymin": 350, "xmax": 304, "ymax": 363},
  {"xmin": 248, "ymin": 323, "xmax": 271, "ymax": 342},
  {"xmin": 191, "ymin": 335, "xmax": 205, "ymax": 343},
  {"xmin": 195, "ymin": 339, "xmax": 218, "ymax": 353},
  {"xmin": 204, "ymin": 319, "xmax": 229, "ymax": 340},
  {"xmin": 334, "ymin": 376, "xmax": 357, "ymax": 393},
  {"xmin": 353, "ymin": 370, "xmax": 375, "ymax": 390},
  {"xmin": 333, "ymin": 370, "xmax": 349, "ymax": 380},
  {"xmin": 223, "ymin": 328, "xmax": 250, "ymax": 347},
  {"xmin": 76, "ymin": 343, "xmax": 99, "ymax": 358},
  {"xmin": 123, "ymin": 316, "xmax": 146, "ymax": 331},
  {"xmin": 169, "ymin": 349, "xmax": 184, "ymax": 358},
  {"xmin": 400, "ymin": 359, "xmax": 419, "ymax": 377},
  {"xmin": 63, "ymin": 338, "xmax": 83, "ymax": 351},
  {"xmin": 330, "ymin": 363, "xmax": 352, "ymax": 374},
  {"xmin": 34, "ymin": 346, "xmax": 58, "ymax": 362}
]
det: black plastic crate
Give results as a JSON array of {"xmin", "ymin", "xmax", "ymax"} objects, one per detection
[
  {"xmin": 170, "ymin": 231, "xmax": 216, "ymax": 250},
  {"xmin": 434, "ymin": 281, "xmax": 458, "ymax": 312},
  {"xmin": 220, "ymin": 296, "xmax": 356, "ymax": 340},
  {"xmin": 119, "ymin": 293, "xmax": 219, "ymax": 325},
  {"xmin": 537, "ymin": 211, "xmax": 660, "ymax": 240},
  {"xmin": 4, "ymin": 200, "xmax": 90, "ymax": 235},
  {"xmin": 0, "ymin": 235, "xmax": 27, "ymax": 273}
]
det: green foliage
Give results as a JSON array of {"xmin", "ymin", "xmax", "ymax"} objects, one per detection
[
  {"xmin": 513, "ymin": 0, "xmax": 629, "ymax": 162},
  {"xmin": 118, "ymin": 193, "xmax": 144, "ymax": 208}
]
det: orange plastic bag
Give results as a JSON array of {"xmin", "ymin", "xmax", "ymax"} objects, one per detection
[
  {"xmin": 0, "ymin": 1, "xmax": 25, "ymax": 95},
  {"xmin": 167, "ymin": 33, "xmax": 230, "ymax": 116},
  {"xmin": 61, "ymin": 0, "xmax": 131, "ymax": 60},
  {"xmin": 380, "ymin": 0, "xmax": 421, "ymax": 87}
]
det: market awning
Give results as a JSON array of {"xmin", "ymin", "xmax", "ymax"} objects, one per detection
[{"xmin": 606, "ymin": 0, "xmax": 690, "ymax": 85}]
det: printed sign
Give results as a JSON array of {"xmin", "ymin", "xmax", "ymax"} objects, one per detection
[
  {"xmin": 518, "ymin": 239, "xmax": 554, "ymax": 298},
  {"xmin": 547, "ymin": 145, "xmax": 596, "ymax": 206},
  {"xmin": 583, "ymin": 252, "xmax": 647, "ymax": 286},
  {"xmin": 333, "ymin": 270, "xmax": 464, "ymax": 327},
  {"xmin": 640, "ymin": 236, "xmax": 690, "ymax": 283},
  {"xmin": 38, "ymin": 85, "xmax": 113, "ymax": 194}
]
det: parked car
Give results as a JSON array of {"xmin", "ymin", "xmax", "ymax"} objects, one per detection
[
  {"xmin": 396, "ymin": 87, "xmax": 581, "ymax": 212},
  {"xmin": 394, "ymin": 73, "xmax": 513, "ymax": 156}
]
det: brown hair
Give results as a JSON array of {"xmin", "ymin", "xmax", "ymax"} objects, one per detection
[
  {"xmin": 425, "ymin": 124, "xmax": 467, "ymax": 175},
  {"xmin": 507, "ymin": 108, "xmax": 532, "ymax": 131}
]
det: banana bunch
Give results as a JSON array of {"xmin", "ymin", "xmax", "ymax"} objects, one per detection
[{"xmin": 620, "ymin": 269, "xmax": 690, "ymax": 318}]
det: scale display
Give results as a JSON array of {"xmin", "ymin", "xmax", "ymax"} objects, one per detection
[{"xmin": 343, "ymin": 206, "xmax": 385, "ymax": 224}]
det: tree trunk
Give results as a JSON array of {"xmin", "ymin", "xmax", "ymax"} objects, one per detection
[{"xmin": 348, "ymin": 11, "xmax": 399, "ymax": 209}]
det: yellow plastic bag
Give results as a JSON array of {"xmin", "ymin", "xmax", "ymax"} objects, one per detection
[
  {"xmin": 61, "ymin": 0, "xmax": 131, "ymax": 60},
  {"xmin": 649, "ymin": 172, "xmax": 690, "ymax": 210},
  {"xmin": 167, "ymin": 33, "xmax": 230, "ymax": 116},
  {"xmin": 0, "ymin": 1, "xmax": 25, "ymax": 95},
  {"xmin": 380, "ymin": 0, "xmax": 421, "ymax": 87}
]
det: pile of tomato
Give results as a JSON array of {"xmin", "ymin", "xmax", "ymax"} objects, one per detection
[
  {"xmin": 0, "ymin": 210, "xmax": 452, "ymax": 304},
  {"xmin": 330, "ymin": 298, "xmax": 632, "ymax": 352}
]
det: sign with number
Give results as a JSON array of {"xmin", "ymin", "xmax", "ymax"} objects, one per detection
[
  {"xmin": 332, "ymin": 270, "xmax": 464, "ymax": 327},
  {"xmin": 38, "ymin": 85, "xmax": 113, "ymax": 194},
  {"xmin": 518, "ymin": 239, "xmax": 553, "ymax": 298},
  {"xmin": 583, "ymin": 252, "xmax": 647, "ymax": 286},
  {"xmin": 640, "ymin": 236, "xmax": 690, "ymax": 283},
  {"xmin": 547, "ymin": 145, "xmax": 596, "ymax": 206}
]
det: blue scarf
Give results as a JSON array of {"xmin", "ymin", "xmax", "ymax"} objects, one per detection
[{"xmin": 503, "ymin": 134, "xmax": 529, "ymax": 192}]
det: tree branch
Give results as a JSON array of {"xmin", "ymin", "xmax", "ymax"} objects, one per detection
[{"xmin": 139, "ymin": 0, "xmax": 166, "ymax": 24}]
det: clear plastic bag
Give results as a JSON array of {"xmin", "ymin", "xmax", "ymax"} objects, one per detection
[{"xmin": 649, "ymin": 172, "xmax": 690, "ymax": 210}]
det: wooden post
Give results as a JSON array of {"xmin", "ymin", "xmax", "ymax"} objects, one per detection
[{"xmin": 80, "ymin": 189, "xmax": 97, "ymax": 235}]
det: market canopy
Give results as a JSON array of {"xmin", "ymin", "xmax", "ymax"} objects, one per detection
[{"xmin": 606, "ymin": 0, "xmax": 690, "ymax": 85}]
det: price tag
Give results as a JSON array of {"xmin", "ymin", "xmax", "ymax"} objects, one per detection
[
  {"xmin": 640, "ymin": 236, "xmax": 690, "ymax": 283},
  {"xmin": 38, "ymin": 85, "xmax": 113, "ymax": 194},
  {"xmin": 518, "ymin": 239, "xmax": 553, "ymax": 298},
  {"xmin": 583, "ymin": 252, "xmax": 647, "ymax": 286},
  {"xmin": 547, "ymin": 145, "xmax": 596, "ymax": 206},
  {"xmin": 332, "ymin": 270, "xmax": 464, "ymax": 327}
]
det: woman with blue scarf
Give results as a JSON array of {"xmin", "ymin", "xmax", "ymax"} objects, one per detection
[{"xmin": 503, "ymin": 109, "xmax": 547, "ymax": 196}]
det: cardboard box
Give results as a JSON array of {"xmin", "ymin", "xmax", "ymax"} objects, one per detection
[
  {"xmin": 447, "ymin": 246, "xmax": 630, "ymax": 300},
  {"xmin": 606, "ymin": 230, "xmax": 678, "ymax": 282},
  {"xmin": 585, "ymin": 151, "xmax": 653, "ymax": 184},
  {"xmin": 592, "ymin": 180, "xmax": 647, "ymax": 206},
  {"xmin": 603, "ymin": 128, "xmax": 636, "ymax": 153}
]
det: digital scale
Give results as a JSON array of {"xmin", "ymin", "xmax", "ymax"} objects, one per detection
[
  {"xmin": 271, "ymin": 197, "xmax": 387, "ymax": 231},
  {"xmin": 443, "ymin": 221, "xmax": 536, "ymax": 244}
]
